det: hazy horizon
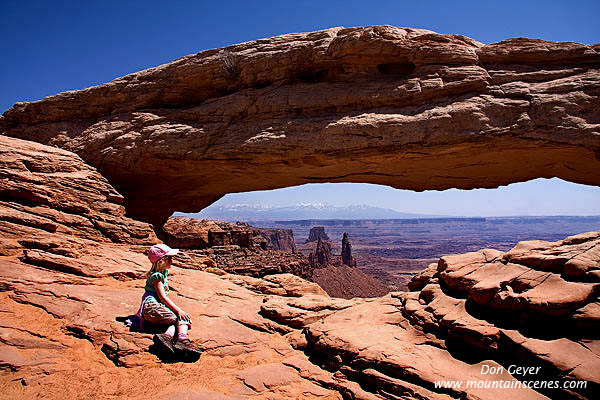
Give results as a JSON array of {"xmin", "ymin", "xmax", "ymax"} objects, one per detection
[{"xmin": 182, "ymin": 178, "xmax": 600, "ymax": 218}]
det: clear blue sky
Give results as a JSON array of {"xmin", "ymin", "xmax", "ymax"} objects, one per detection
[{"xmin": 1, "ymin": 1, "xmax": 599, "ymax": 216}]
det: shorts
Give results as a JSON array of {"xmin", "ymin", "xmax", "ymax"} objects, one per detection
[{"xmin": 142, "ymin": 300, "xmax": 178, "ymax": 325}]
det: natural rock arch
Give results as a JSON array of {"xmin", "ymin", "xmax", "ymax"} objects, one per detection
[{"xmin": 2, "ymin": 26, "xmax": 599, "ymax": 226}]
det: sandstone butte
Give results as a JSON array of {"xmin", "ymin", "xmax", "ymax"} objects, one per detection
[{"xmin": 0, "ymin": 25, "xmax": 599, "ymax": 400}]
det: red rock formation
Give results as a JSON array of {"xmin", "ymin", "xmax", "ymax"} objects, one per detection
[
  {"xmin": 160, "ymin": 217, "xmax": 214, "ymax": 248},
  {"xmin": 312, "ymin": 264, "xmax": 390, "ymax": 299},
  {"xmin": 2, "ymin": 25, "xmax": 600, "ymax": 398},
  {"xmin": 341, "ymin": 232, "xmax": 356, "ymax": 267},
  {"xmin": 305, "ymin": 236, "xmax": 390, "ymax": 299},
  {"xmin": 1, "ymin": 134, "xmax": 598, "ymax": 399},
  {"xmin": 183, "ymin": 246, "xmax": 312, "ymax": 279},
  {"xmin": 305, "ymin": 226, "xmax": 330, "ymax": 243},
  {"xmin": 159, "ymin": 217, "xmax": 309, "ymax": 278},
  {"xmin": 262, "ymin": 232, "xmax": 600, "ymax": 399},
  {"xmin": 4, "ymin": 27, "xmax": 598, "ymax": 226},
  {"xmin": 161, "ymin": 217, "xmax": 297, "ymax": 252},
  {"xmin": 163, "ymin": 217, "xmax": 387, "ymax": 297},
  {"xmin": 0, "ymin": 135, "xmax": 158, "ymax": 267},
  {"xmin": 0, "ymin": 136, "xmax": 341, "ymax": 398},
  {"xmin": 308, "ymin": 237, "xmax": 332, "ymax": 268},
  {"xmin": 401, "ymin": 232, "xmax": 600, "ymax": 399},
  {"xmin": 258, "ymin": 228, "xmax": 297, "ymax": 252}
]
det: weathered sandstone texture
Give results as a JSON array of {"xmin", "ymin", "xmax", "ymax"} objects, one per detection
[
  {"xmin": 404, "ymin": 232, "xmax": 600, "ymax": 399},
  {"xmin": 0, "ymin": 136, "xmax": 341, "ymax": 399},
  {"xmin": 178, "ymin": 245, "xmax": 312, "ymax": 279},
  {"xmin": 306, "ymin": 227, "xmax": 331, "ymax": 243},
  {"xmin": 159, "ymin": 216, "xmax": 310, "ymax": 279},
  {"xmin": 2, "ymin": 26, "xmax": 598, "ymax": 226},
  {"xmin": 0, "ymin": 135, "xmax": 157, "ymax": 267},
  {"xmin": 1, "ymin": 136, "xmax": 598, "ymax": 399},
  {"xmin": 161, "ymin": 217, "xmax": 296, "ymax": 252},
  {"xmin": 257, "ymin": 227, "xmax": 297, "ymax": 253}
]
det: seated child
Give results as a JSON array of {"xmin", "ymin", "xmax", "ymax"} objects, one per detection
[{"xmin": 136, "ymin": 243, "xmax": 198, "ymax": 354}]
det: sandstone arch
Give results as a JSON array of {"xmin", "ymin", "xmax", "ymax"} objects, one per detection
[{"xmin": 1, "ymin": 26, "xmax": 599, "ymax": 226}]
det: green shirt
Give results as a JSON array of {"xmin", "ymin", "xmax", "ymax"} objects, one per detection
[{"xmin": 144, "ymin": 270, "xmax": 170, "ymax": 302}]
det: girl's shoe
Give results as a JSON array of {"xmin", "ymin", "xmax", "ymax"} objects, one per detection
[
  {"xmin": 173, "ymin": 337, "xmax": 202, "ymax": 355},
  {"xmin": 154, "ymin": 333, "xmax": 175, "ymax": 354}
]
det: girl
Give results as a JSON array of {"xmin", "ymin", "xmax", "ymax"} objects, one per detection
[{"xmin": 136, "ymin": 243, "xmax": 198, "ymax": 354}]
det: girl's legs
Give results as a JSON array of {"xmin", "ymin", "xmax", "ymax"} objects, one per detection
[
  {"xmin": 142, "ymin": 302, "xmax": 179, "ymax": 341},
  {"xmin": 173, "ymin": 320, "xmax": 200, "ymax": 353},
  {"xmin": 165, "ymin": 324, "xmax": 176, "ymax": 337},
  {"xmin": 176, "ymin": 320, "xmax": 189, "ymax": 340}
]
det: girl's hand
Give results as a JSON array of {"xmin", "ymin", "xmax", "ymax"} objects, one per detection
[
  {"xmin": 177, "ymin": 308, "xmax": 192, "ymax": 324},
  {"xmin": 154, "ymin": 280, "xmax": 192, "ymax": 325}
]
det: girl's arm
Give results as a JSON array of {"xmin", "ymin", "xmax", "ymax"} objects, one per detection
[{"xmin": 153, "ymin": 280, "xmax": 191, "ymax": 324}]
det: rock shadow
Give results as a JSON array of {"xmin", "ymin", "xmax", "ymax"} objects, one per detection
[
  {"xmin": 115, "ymin": 315, "xmax": 201, "ymax": 363},
  {"xmin": 148, "ymin": 337, "xmax": 202, "ymax": 364}
]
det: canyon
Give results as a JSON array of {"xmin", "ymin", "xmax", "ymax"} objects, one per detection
[
  {"xmin": 1, "ymin": 26, "xmax": 599, "ymax": 399},
  {"xmin": 160, "ymin": 219, "xmax": 389, "ymax": 299},
  {"xmin": 267, "ymin": 217, "xmax": 600, "ymax": 290}
]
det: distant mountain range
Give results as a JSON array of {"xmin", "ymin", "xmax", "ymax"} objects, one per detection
[{"xmin": 173, "ymin": 203, "xmax": 443, "ymax": 221}]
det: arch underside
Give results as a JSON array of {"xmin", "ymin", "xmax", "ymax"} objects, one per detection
[{"xmin": 1, "ymin": 26, "xmax": 599, "ymax": 226}]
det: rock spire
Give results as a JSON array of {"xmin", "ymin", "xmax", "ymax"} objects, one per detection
[
  {"xmin": 341, "ymin": 232, "xmax": 356, "ymax": 267},
  {"xmin": 308, "ymin": 237, "xmax": 332, "ymax": 268}
]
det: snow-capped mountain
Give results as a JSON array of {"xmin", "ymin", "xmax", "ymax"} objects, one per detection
[{"xmin": 173, "ymin": 203, "xmax": 441, "ymax": 221}]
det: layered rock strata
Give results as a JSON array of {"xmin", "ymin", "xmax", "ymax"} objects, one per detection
[
  {"xmin": 161, "ymin": 218, "xmax": 387, "ymax": 297},
  {"xmin": 2, "ymin": 25, "xmax": 600, "ymax": 399},
  {"xmin": 258, "ymin": 228, "xmax": 297, "ymax": 253},
  {"xmin": 0, "ymin": 135, "xmax": 157, "ymax": 276},
  {"xmin": 179, "ymin": 245, "xmax": 312, "ymax": 279},
  {"xmin": 161, "ymin": 217, "xmax": 296, "ymax": 252},
  {"xmin": 403, "ymin": 232, "xmax": 600, "ymax": 399},
  {"xmin": 1, "ymin": 135, "xmax": 598, "ymax": 399},
  {"xmin": 0, "ymin": 137, "xmax": 341, "ymax": 398},
  {"xmin": 3, "ymin": 26, "xmax": 598, "ymax": 226},
  {"xmin": 306, "ymin": 227, "xmax": 331, "ymax": 243},
  {"xmin": 160, "ymin": 216, "xmax": 309, "ymax": 278}
]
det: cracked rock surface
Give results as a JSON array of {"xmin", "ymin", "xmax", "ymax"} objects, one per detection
[
  {"xmin": 1, "ymin": 106, "xmax": 599, "ymax": 399},
  {"xmin": 2, "ymin": 26, "xmax": 599, "ymax": 225}
]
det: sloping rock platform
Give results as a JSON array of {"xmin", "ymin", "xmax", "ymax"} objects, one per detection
[
  {"xmin": 2, "ymin": 26, "xmax": 599, "ymax": 226},
  {"xmin": 1, "ymin": 135, "xmax": 599, "ymax": 399}
]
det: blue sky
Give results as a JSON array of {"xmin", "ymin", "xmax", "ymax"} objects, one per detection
[{"xmin": 1, "ymin": 1, "xmax": 599, "ymax": 216}]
